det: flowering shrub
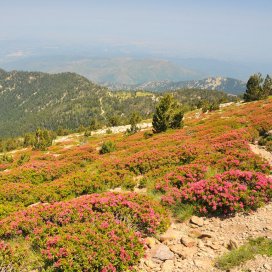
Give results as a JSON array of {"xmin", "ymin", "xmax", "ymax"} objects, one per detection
[
  {"xmin": 161, "ymin": 170, "xmax": 272, "ymax": 215},
  {"xmin": 0, "ymin": 240, "xmax": 33, "ymax": 271},
  {"xmin": 34, "ymin": 216, "xmax": 145, "ymax": 271},
  {"xmin": 0, "ymin": 193, "xmax": 169, "ymax": 271}
]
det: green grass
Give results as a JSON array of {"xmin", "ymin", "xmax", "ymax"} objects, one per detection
[
  {"xmin": 204, "ymin": 167, "xmax": 219, "ymax": 179},
  {"xmin": 215, "ymin": 237, "xmax": 272, "ymax": 270},
  {"xmin": 171, "ymin": 202, "xmax": 195, "ymax": 222}
]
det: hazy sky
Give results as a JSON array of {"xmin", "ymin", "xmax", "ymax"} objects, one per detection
[{"xmin": 1, "ymin": 0, "xmax": 272, "ymax": 61}]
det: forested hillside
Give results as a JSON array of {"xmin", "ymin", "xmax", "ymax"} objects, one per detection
[{"xmin": 0, "ymin": 69, "xmax": 237, "ymax": 138}]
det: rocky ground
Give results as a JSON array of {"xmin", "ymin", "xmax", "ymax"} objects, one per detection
[
  {"xmin": 138, "ymin": 144, "xmax": 272, "ymax": 272},
  {"xmin": 138, "ymin": 205, "xmax": 272, "ymax": 272}
]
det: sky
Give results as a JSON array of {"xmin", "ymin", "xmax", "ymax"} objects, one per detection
[{"xmin": 1, "ymin": 0, "xmax": 272, "ymax": 62}]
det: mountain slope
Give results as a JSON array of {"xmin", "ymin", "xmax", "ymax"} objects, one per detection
[
  {"xmin": 0, "ymin": 70, "xmax": 108, "ymax": 137},
  {"xmin": 0, "ymin": 69, "xmax": 237, "ymax": 138},
  {"xmin": 104, "ymin": 77, "xmax": 246, "ymax": 95}
]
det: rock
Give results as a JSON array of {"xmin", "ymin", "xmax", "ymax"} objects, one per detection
[
  {"xmin": 152, "ymin": 244, "xmax": 174, "ymax": 261},
  {"xmin": 193, "ymin": 259, "xmax": 212, "ymax": 270},
  {"xmin": 188, "ymin": 229, "xmax": 213, "ymax": 239},
  {"xmin": 161, "ymin": 260, "xmax": 175, "ymax": 272},
  {"xmin": 159, "ymin": 229, "xmax": 182, "ymax": 242},
  {"xmin": 206, "ymin": 241, "xmax": 220, "ymax": 250},
  {"xmin": 170, "ymin": 244, "xmax": 197, "ymax": 259},
  {"xmin": 29, "ymin": 202, "xmax": 42, "ymax": 207},
  {"xmin": 198, "ymin": 233, "xmax": 213, "ymax": 239},
  {"xmin": 146, "ymin": 237, "xmax": 157, "ymax": 248},
  {"xmin": 169, "ymin": 244, "xmax": 185, "ymax": 257},
  {"xmin": 144, "ymin": 259, "xmax": 157, "ymax": 269},
  {"xmin": 188, "ymin": 229, "xmax": 202, "ymax": 238},
  {"xmin": 134, "ymin": 187, "xmax": 147, "ymax": 194},
  {"xmin": 228, "ymin": 239, "xmax": 238, "ymax": 250},
  {"xmin": 197, "ymin": 240, "xmax": 205, "ymax": 249},
  {"xmin": 190, "ymin": 216, "xmax": 204, "ymax": 227},
  {"xmin": 263, "ymin": 263, "xmax": 271, "ymax": 270},
  {"xmin": 180, "ymin": 235, "xmax": 196, "ymax": 247}
]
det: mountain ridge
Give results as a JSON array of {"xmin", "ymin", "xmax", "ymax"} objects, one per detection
[{"xmin": 103, "ymin": 76, "xmax": 246, "ymax": 95}]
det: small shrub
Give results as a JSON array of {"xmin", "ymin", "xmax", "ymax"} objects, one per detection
[
  {"xmin": 84, "ymin": 130, "xmax": 92, "ymax": 137},
  {"xmin": 0, "ymin": 154, "xmax": 13, "ymax": 164},
  {"xmin": 100, "ymin": 141, "xmax": 116, "ymax": 154},
  {"xmin": 17, "ymin": 154, "xmax": 30, "ymax": 166},
  {"xmin": 143, "ymin": 131, "xmax": 153, "ymax": 139}
]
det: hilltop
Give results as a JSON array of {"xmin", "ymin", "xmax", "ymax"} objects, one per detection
[{"xmin": 0, "ymin": 97, "xmax": 271, "ymax": 271}]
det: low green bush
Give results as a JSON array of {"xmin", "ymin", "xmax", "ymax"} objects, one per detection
[{"xmin": 100, "ymin": 141, "xmax": 116, "ymax": 154}]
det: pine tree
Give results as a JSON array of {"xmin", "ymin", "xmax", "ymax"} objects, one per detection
[
  {"xmin": 152, "ymin": 94, "xmax": 184, "ymax": 133},
  {"xmin": 243, "ymin": 73, "xmax": 271, "ymax": 101},
  {"xmin": 263, "ymin": 74, "xmax": 272, "ymax": 97},
  {"xmin": 244, "ymin": 73, "xmax": 263, "ymax": 102},
  {"xmin": 127, "ymin": 112, "xmax": 141, "ymax": 134}
]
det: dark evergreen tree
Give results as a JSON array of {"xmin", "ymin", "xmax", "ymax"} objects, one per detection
[
  {"xmin": 244, "ymin": 73, "xmax": 269, "ymax": 101},
  {"xmin": 152, "ymin": 94, "xmax": 184, "ymax": 133},
  {"xmin": 263, "ymin": 74, "xmax": 272, "ymax": 96}
]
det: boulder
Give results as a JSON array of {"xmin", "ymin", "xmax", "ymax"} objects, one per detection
[{"xmin": 152, "ymin": 244, "xmax": 174, "ymax": 261}]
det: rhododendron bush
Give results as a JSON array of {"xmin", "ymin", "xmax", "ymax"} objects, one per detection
[
  {"xmin": 158, "ymin": 168, "xmax": 272, "ymax": 214},
  {"xmin": 0, "ymin": 193, "xmax": 169, "ymax": 271}
]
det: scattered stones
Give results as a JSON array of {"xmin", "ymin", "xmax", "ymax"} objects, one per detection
[
  {"xmin": 151, "ymin": 244, "xmax": 174, "ymax": 261},
  {"xmin": 190, "ymin": 216, "xmax": 204, "ymax": 227},
  {"xmin": 139, "ymin": 203, "xmax": 272, "ymax": 272}
]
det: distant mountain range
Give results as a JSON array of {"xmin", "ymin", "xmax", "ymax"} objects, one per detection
[
  {"xmin": 0, "ymin": 69, "xmax": 236, "ymax": 138},
  {"xmin": 103, "ymin": 77, "xmax": 246, "ymax": 95},
  {"xmin": 1, "ymin": 41, "xmax": 271, "ymax": 85}
]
